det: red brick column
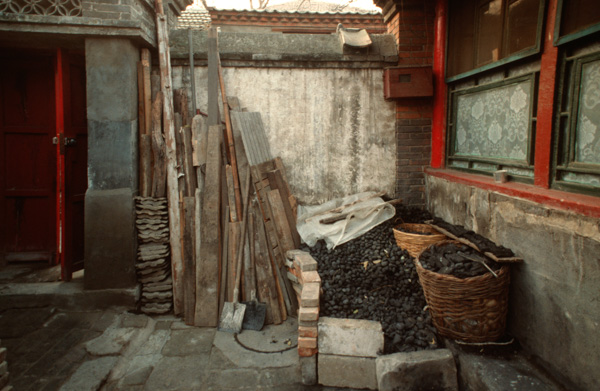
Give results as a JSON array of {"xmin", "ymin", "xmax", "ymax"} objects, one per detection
[{"xmin": 385, "ymin": 1, "xmax": 436, "ymax": 207}]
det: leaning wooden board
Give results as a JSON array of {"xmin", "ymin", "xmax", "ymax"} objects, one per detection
[
  {"xmin": 250, "ymin": 158, "xmax": 299, "ymax": 316},
  {"xmin": 194, "ymin": 125, "xmax": 222, "ymax": 327}
]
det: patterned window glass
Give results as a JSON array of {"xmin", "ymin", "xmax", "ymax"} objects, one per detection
[
  {"xmin": 575, "ymin": 60, "xmax": 600, "ymax": 164},
  {"xmin": 454, "ymin": 79, "xmax": 531, "ymax": 161}
]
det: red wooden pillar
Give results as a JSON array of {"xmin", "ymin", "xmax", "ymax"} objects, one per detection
[
  {"xmin": 55, "ymin": 48, "xmax": 68, "ymax": 279},
  {"xmin": 431, "ymin": 0, "xmax": 447, "ymax": 168},
  {"xmin": 534, "ymin": 0, "xmax": 559, "ymax": 188}
]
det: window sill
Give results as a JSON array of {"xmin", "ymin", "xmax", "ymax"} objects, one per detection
[{"xmin": 425, "ymin": 168, "xmax": 600, "ymax": 218}]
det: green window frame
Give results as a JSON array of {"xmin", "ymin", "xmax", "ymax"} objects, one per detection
[
  {"xmin": 554, "ymin": 0, "xmax": 600, "ymax": 46},
  {"xmin": 552, "ymin": 50, "xmax": 600, "ymax": 196},
  {"xmin": 446, "ymin": 73, "xmax": 538, "ymax": 182},
  {"xmin": 446, "ymin": 0, "xmax": 546, "ymax": 82}
]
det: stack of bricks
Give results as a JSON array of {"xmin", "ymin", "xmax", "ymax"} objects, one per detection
[
  {"xmin": 0, "ymin": 343, "xmax": 11, "ymax": 391},
  {"xmin": 285, "ymin": 250, "xmax": 320, "ymax": 385}
]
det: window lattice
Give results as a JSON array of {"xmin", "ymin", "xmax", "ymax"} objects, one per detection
[{"xmin": 0, "ymin": 0, "xmax": 82, "ymax": 17}]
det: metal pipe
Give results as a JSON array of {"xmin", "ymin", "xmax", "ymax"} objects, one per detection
[{"xmin": 431, "ymin": 0, "xmax": 448, "ymax": 169}]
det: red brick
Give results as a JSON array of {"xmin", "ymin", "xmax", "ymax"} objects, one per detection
[
  {"xmin": 298, "ymin": 336, "xmax": 318, "ymax": 349},
  {"xmin": 298, "ymin": 325, "xmax": 318, "ymax": 338},
  {"xmin": 299, "ymin": 306, "xmax": 319, "ymax": 322},
  {"xmin": 299, "ymin": 270, "xmax": 321, "ymax": 284},
  {"xmin": 298, "ymin": 347, "xmax": 318, "ymax": 357}
]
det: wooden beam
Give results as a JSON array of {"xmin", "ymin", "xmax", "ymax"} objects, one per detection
[
  {"xmin": 182, "ymin": 125, "xmax": 197, "ymax": 196},
  {"xmin": 140, "ymin": 134, "xmax": 152, "ymax": 197},
  {"xmin": 141, "ymin": 48, "xmax": 152, "ymax": 136},
  {"xmin": 183, "ymin": 197, "xmax": 196, "ymax": 325},
  {"xmin": 151, "ymin": 92, "xmax": 167, "ymax": 198},
  {"xmin": 194, "ymin": 124, "xmax": 222, "ymax": 326},
  {"xmin": 217, "ymin": 52, "xmax": 243, "ymax": 220},
  {"xmin": 155, "ymin": 0, "xmax": 183, "ymax": 315},
  {"xmin": 207, "ymin": 28, "xmax": 220, "ymax": 127}
]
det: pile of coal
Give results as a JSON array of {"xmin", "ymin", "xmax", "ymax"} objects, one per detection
[
  {"xmin": 301, "ymin": 220, "xmax": 439, "ymax": 354},
  {"xmin": 431, "ymin": 218, "xmax": 514, "ymax": 258},
  {"xmin": 418, "ymin": 242, "xmax": 502, "ymax": 278}
]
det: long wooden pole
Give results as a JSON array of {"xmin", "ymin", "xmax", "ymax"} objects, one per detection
[
  {"xmin": 217, "ymin": 52, "xmax": 243, "ymax": 220},
  {"xmin": 155, "ymin": 0, "xmax": 183, "ymax": 315}
]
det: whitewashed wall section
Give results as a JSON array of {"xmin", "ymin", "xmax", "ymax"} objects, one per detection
[{"xmin": 172, "ymin": 66, "xmax": 397, "ymax": 205}]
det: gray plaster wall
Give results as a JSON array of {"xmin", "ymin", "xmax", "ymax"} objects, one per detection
[
  {"xmin": 172, "ymin": 66, "xmax": 397, "ymax": 205},
  {"xmin": 84, "ymin": 37, "xmax": 139, "ymax": 289},
  {"xmin": 426, "ymin": 175, "xmax": 600, "ymax": 391}
]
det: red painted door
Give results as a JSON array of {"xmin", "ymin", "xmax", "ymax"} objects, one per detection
[
  {"xmin": 0, "ymin": 52, "xmax": 57, "ymax": 263},
  {"xmin": 60, "ymin": 51, "xmax": 88, "ymax": 280},
  {"xmin": 0, "ymin": 49, "xmax": 87, "ymax": 280}
]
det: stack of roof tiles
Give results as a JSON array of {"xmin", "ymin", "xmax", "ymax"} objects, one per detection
[{"xmin": 134, "ymin": 197, "xmax": 173, "ymax": 314}]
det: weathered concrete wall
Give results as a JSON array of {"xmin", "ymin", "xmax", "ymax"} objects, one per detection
[
  {"xmin": 84, "ymin": 38, "xmax": 138, "ymax": 289},
  {"xmin": 172, "ymin": 66, "xmax": 397, "ymax": 205},
  {"xmin": 426, "ymin": 175, "xmax": 600, "ymax": 391}
]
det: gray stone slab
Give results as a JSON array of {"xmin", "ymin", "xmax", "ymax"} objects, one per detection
[
  {"xmin": 204, "ymin": 368, "xmax": 259, "ymax": 390},
  {"xmin": 161, "ymin": 328, "xmax": 215, "ymax": 356},
  {"xmin": 376, "ymin": 349, "xmax": 458, "ymax": 391},
  {"xmin": 144, "ymin": 356, "xmax": 208, "ymax": 390},
  {"xmin": 120, "ymin": 313, "xmax": 150, "ymax": 328},
  {"xmin": 59, "ymin": 356, "xmax": 118, "ymax": 391},
  {"xmin": 318, "ymin": 317, "xmax": 384, "ymax": 357},
  {"xmin": 318, "ymin": 354, "xmax": 377, "ymax": 390},
  {"xmin": 456, "ymin": 351, "xmax": 564, "ymax": 391},
  {"xmin": 120, "ymin": 365, "xmax": 153, "ymax": 386},
  {"xmin": 84, "ymin": 188, "xmax": 137, "ymax": 290},
  {"xmin": 299, "ymin": 356, "xmax": 317, "ymax": 385},
  {"xmin": 258, "ymin": 365, "xmax": 302, "ymax": 388},
  {"xmin": 213, "ymin": 322, "xmax": 298, "ymax": 368},
  {"xmin": 85, "ymin": 328, "xmax": 136, "ymax": 356}
]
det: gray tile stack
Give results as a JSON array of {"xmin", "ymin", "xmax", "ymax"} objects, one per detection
[
  {"xmin": 135, "ymin": 197, "xmax": 173, "ymax": 315},
  {"xmin": 0, "ymin": 343, "xmax": 11, "ymax": 390}
]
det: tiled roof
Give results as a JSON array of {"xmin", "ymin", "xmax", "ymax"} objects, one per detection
[
  {"xmin": 263, "ymin": 1, "xmax": 380, "ymax": 14},
  {"xmin": 177, "ymin": 2, "xmax": 212, "ymax": 30},
  {"xmin": 213, "ymin": 0, "xmax": 381, "ymax": 15}
]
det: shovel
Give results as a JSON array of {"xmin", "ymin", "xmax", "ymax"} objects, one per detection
[
  {"xmin": 218, "ymin": 170, "xmax": 251, "ymax": 333},
  {"xmin": 242, "ymin": 209, "xmax": 267, "ymax": 331}
]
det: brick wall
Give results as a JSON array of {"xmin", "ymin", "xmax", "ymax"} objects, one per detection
[{"xmin": 385, "ymin": 0, "xmax": 435, "ymax": 207}]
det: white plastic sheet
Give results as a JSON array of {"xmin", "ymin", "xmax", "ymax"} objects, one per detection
[{"xmin": 297, "ymin": 191, "xmax": 396, "ymax": 250}]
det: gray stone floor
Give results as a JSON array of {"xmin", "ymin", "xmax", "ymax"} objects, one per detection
[
  {"xmin": 0, "ymin": 264, "xmax": 355, "ymax": 391},
  {"xmin": 0, "ymin": 307, "xmax": 347, "ymax": 391}
]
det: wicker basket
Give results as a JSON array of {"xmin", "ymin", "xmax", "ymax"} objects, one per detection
[
  {"xmin": 415, "ymin": 240, "xmax": 510, "ymax": 343},
  {"xmin": 393, "ymin": 223, "xmax": 446, "ymax": 258}
]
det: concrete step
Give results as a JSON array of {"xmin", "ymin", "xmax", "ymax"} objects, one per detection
[
  {"xmin": 0, "ymin": 279, "xmax": 139, "ymax": 311},
  {"xmin": 445, "ymin": 340, "xmax": 567, "ymax": 391}
]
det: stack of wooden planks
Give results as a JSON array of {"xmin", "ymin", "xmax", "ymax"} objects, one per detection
[{"xmin": 145, "ymin": 16, "xmax": 301, "ymax": 326}]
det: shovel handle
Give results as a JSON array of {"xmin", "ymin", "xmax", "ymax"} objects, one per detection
[{"xmin": 232, "ymin": 169, "xmax": 252, "ymax": 303}]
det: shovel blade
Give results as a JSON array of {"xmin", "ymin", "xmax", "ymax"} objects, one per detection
[
  {"xmin": 242, "ymin": 301, "xmax": 267, "ymax": 331},
  {"xmin": 218, "ymin": 302, "xmax": 246, "ymax": 333}
]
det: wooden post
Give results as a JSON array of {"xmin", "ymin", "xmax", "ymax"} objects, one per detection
[
  {"xmin": 183, "ymin": 197, "xmax": 196, "ymax": 325},
  {"xmin": 182, "ymin": 125, "xmax": 197, "ymax": 196},
  {"xmin": 217, "ymin": 53, "xmax": 243, "ymax": 220},
  {"xmin": 151, "ymin": 92, "xmax": 167, "ymax": 198},
  {"xmin": 155, "ymin": 0, "xmax": 183, "ymax": 315},
  {"xmin": 207, "ymin": 28, "xmax": 220, "ymax": 127},
  {"xmin": 194, "ymin": 125, "xmax": 222, "ymax": 326},
  {"xmin": 140, "ymin": 134, "xmax": 152, "ymax": 197}
]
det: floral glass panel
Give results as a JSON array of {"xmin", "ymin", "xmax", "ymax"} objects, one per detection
[
  {"xmin": 455, "ymin": 79, "xmax": 531, "ymax": 160},
  {"xmin": 575, "ymin": 60, "xmax": 600, "ymax": 164}
]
